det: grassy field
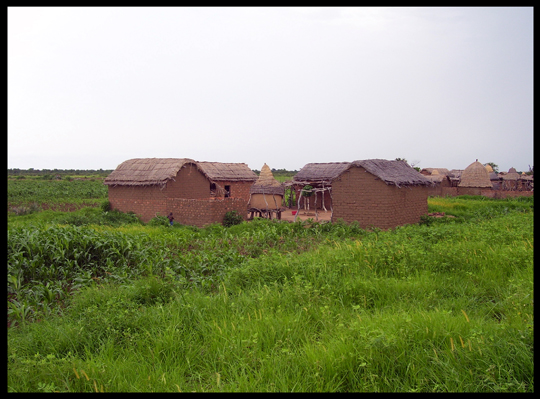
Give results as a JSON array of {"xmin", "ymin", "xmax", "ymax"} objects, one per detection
[{"xmin": 7, "ymin": 180, "xmax": 533, "ymax": 392}]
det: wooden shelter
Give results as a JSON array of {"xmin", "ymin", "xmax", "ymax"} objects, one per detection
[
  {"xmin": 458, "ymin": 160, "xmax": 493, "ymax": 195},
  {"xmin": 291, "ymin": 159, "xmax": 433, "ymax": 229},
  {"xmin": 103, "ymin": 158, "xmax": 257, "ymax": 227},
  {"xmin": 248, "ymin": 163, "xmax": 285, "ymax": 219}
]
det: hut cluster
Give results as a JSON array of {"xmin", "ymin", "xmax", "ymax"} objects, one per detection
[
  {"xmin": 420, "ymin": 160, "xmax": 533, "ymax": 197},
  {"xmin": 103, "ymin": 157, "xmax": 532, "ymax": 229}
]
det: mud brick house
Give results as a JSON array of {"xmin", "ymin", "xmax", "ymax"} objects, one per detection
[
  {"xmin": 292, "ymin": 159, "xmax": 433, "ymax": 230},
  {"xmin": 197, "ymin": 161, "xmax": 257, "ymax": 200},
  {"xmin": 420, "ymin": 168, "xmax": 455, "ymax": 197},
  {"xmin": 103, "ymin": 158, "xmax": 257, "ymax": 227}
]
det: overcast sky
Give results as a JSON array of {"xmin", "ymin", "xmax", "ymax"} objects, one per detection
[{"xmin": 8, "ymin": 7, "xmax": 533, "ymax": 172}]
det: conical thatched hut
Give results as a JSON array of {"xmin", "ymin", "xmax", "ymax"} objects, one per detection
[
  {"xmin": 458, "ymin": 160, "xmax": 493, "ymax": 195},
  {"xmin": 501, "ymin": 167, "xmax": 521, "ymax": 191},
  {"xmin": 248, "ymin": 164, "xmax": 285, "ymax": 211}
]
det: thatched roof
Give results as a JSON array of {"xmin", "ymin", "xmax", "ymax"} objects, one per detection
[
  {"xmin": 424, "ymin": 174, "xmax": 445, "ymax": 183},
  {"xmin": 250, "ymin": 164, "xmax": 284, "ymax": 195},
  {"xmin": 489, "ymin": 171, "xmax": 501, "ymax": 181},
  {"xmin": 292, "ymin": 162, "xmax": 352, "ymax": 184},
  {"xmin": 502, "ymin": 170, "xmax": 521, "ymax": 181},
  {"xmin": 353, "ymin": 159, "xmax": 433, "ymax": 188},
  {"xmin": 104, "ymin": 158, "xmax": 257, "ymax": 187},
  {"xmin": 292, "ymin": 159, "xmax": 432, "ymax": 188},
  {"xmin": 458, "ymin": 160, "xmax": 493, "ymax": 188},
  {"xmin": 197, "ymin": 161, "xmax": 258, "ymax": 182},
  {"xmin": 421, "ymin": 168, "xmax": 450, "ymax": 176},
  {"xmin": 484, "ymin": 164, "xmax": 494, "ymax": 173},
  {"xmin": 103, "ymin": 158, "xmax": 197, "ymax": 187}
]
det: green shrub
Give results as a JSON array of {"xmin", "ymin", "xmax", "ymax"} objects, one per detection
[
  {"xmin": 100, "ymin": 200, "xmax": 112, "ymax": 212},
  {"xmin": 223, "ymin": 210, "xmax": 244, "ymax": 227},
  {"xmin": 147, "ymin": 215, "xmax": 170, "ymax": 227}
]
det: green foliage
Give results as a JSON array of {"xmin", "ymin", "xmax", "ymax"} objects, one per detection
[
  {"xmin": 222, "ymin": 210, "xmax": 244, "ymax": 227},
  {"xmin": 485, "ymin": 162, "xmax": 499, "ymax": 173},
  {"xmin": 8, "ymin": 179, "xmax": 108, "ymax": 206},
  {"xmin": 301, "ymin": 185, "xmax": 313, "ymax": 197},
  {"xmin": 146, "ymin": 215, "xmax": 170, "ymax": 227},
  {"xmin": 9, "ymin": 202, "xmax": 42, "ymax": 216},
  {"xmin": 100, "ymin": 200, "xmax": 112, "ymax": 212},
  {"xmin": 7, "ymin": 196, "xmax": 534, "ymax": 392}
]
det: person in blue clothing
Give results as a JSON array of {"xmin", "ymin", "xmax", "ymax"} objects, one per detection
[{"xmin": 167, "ymin": 212, "xmax": 174, "ymax": 226}]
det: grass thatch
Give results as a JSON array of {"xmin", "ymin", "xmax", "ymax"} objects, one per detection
[
  {"xmin": 104, "ymin": 158, "xmax": 258, "ymax": 187},
  {"xmin": 197, "ymin": 162, "xmax": 258, "ymax": 182},
  {"xmin": 353, "ymin": 159, "xmax": 433, "ymax": 188},
  {"xmin": 420, "ymin": 167, "xmax": 450, "ymax": 176},
  {"xmin": 103, "ymin": 158, "xmax": 197, "ymax": 187},
  {"xmin": 293, "ymin": 159, "xmax": 432, "ymax": 188},
  {"xmin": 458, "ymin": 161, "xmax": 493, "ymax": 188},
  {"xmin": 250, "ymin": 164, "xmax": 284, "ymax": 195},
  {"xmin": 292, "ymin": 162, "xmax": 352, "ymax": 185}
]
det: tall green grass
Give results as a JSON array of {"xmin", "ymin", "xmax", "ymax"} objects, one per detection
[{"xmin": 7, "ymin": 196, "xmax": 533, "ymax": 392}]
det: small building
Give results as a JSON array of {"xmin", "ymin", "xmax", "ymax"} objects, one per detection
[
  {"xmin": 292, "ymin": 159, "xmax": 433, "ymax": 229},
  {"xmin": 248, "ymin": 163, "xmax": 285, "ymax": 219},
  {"xmin": 197, "ymin": 161, "xmax": 258, "ymax": 199},
  {"xmin": 420, "ymin": 168, "xmax": 450, "ymax": 176},
  {"xmin": 103, "ymin": 158, "xmax": 257, "ymax": 227},
  {"xmin": 457, "ymin": 160, "xmax": 493, "ymax": 195},
  {"xmin": 447, "ymin": 169, "xmax": 463, "ymax": 187},
  {"xmin": 421, "ymin": 169, "xmax": 454, "ymax": 197}
]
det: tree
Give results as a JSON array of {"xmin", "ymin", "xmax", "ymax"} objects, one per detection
[{"xmin": 485, "ymin": 162, "xmax": 499, "ymax": 173}]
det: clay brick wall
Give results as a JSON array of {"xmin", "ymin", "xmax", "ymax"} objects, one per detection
[
  {"xmin": 481, "ymin": 190, "xmax": 533, "ymax": 199},
  {"xmin": 108, "ymin": 182, "xmax": 248, "ymax": 227},
  {"xmin": 166, "ymin": 197, "xmax": 248, "ymax": 227},
  {"xmin": 457, "ymin": 187, "xmax": 489, "ymax": 196},
  {"xmin": 165, "ymin": 164, "xmax": 211, "ymax": 199},
  {"xmin": 108, "ymin": 185, "xmax": 168, "ymax": 222},
  {"xmin": 216, "ymin": 180, "xmax": 253, "ymax": 201},
  {"xmin": 331, "ymin": 166, "xmax": 429, "ymax": 230}
]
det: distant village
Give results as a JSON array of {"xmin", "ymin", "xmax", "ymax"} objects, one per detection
[{"xmin": 99, "ymin": 157, "xmax": 533, "ymax": 230}]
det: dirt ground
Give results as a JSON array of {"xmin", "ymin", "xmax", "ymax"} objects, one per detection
[{"xmin": 249, "ymin": 208, "xmax": 333, "ymax": 222}]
